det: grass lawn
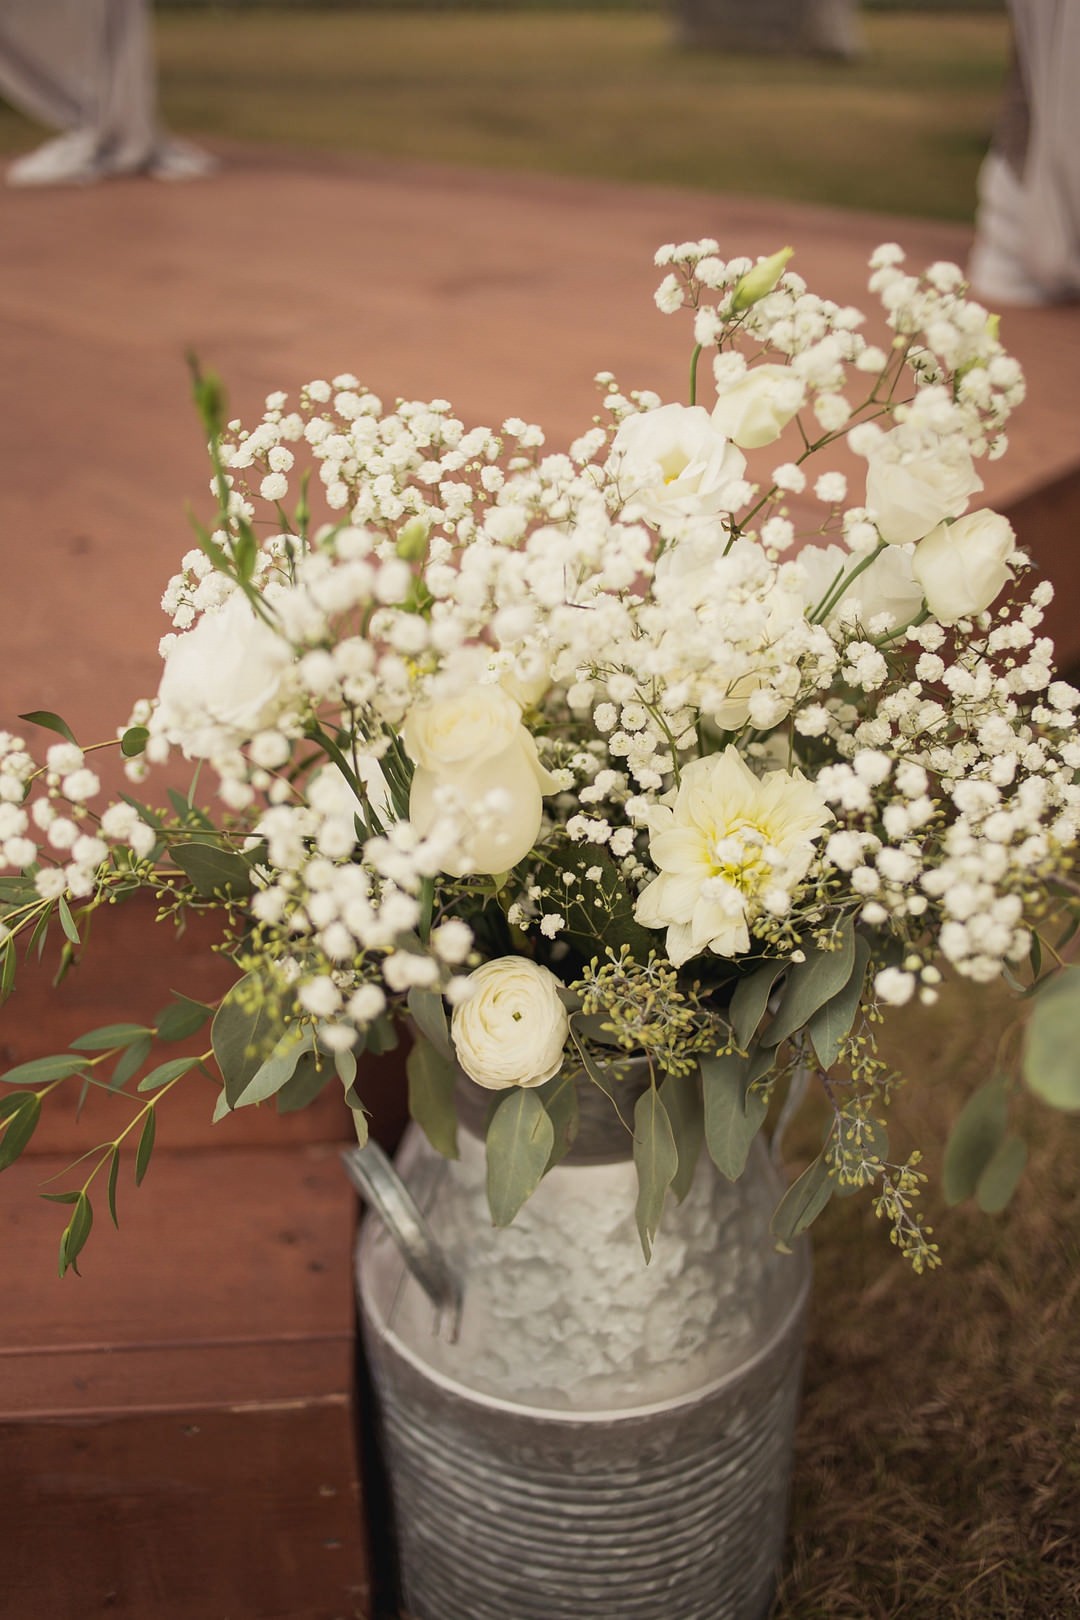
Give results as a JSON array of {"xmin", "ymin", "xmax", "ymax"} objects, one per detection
[{"xmin": 0, "ymin": 10, "xmax": 1009, "ymax": 220}]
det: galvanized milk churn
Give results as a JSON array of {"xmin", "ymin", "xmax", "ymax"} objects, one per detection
[{"xmin": 344, "ymin": 1067, "xmax": 810, "ymax": 1620}]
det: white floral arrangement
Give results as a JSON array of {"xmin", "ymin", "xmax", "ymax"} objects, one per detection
[{"xmin": 3, "ymin": 239, "xmax": 1078, "ymax": 1275}]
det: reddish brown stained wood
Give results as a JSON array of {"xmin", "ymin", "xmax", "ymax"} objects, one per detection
[{"xmin": 0, "ymin": 1402, "xmax": 371, "ymax": 1620}]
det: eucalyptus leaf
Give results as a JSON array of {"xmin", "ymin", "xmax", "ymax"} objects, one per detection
[
  {"xmin": 211, "ymin": 1088, "xmax": 231, "ymax": 1124},
  {"xmin": 231, "ymin": 1026, "xmax": 314, "ymax": 1109},
  {"xmin": 137, "ymin": 1056, "xmax": 204, "ymax": 1095},
  {"xmin": 486, "ymin": 1088, "xmax": 554, "ymax": 1227},
  {"xmin": 407, "ymin": 987, "xmax": 453, "ymax": 1060},
  {"xmin": 702, "ymin": 1052, "xmax": 768, "ymax": 1181},
  {"xmin": 134, "ymin": 1110, "xmax": 157, "ymax": 1187},
  {"xmin": 763, "ymin": 917, "xmax": 856, "ymax": 1051},
  {"xmin": 1022, "ymin": 966, "xmax": 1080, "ymax": 1111},
  {"xmin": 120, "ymin": 725, "xmax": 149, "ymax": 758},
  {"xmin": 19, "ymin": 710, "xmax": 78, "ymax": 746},
  {"xmin": 1, "ymin": 1054, "xmax": 86, "ymax": 1087},
  {"xmin": 106, "ymin": 1145, "xmax": 121, "ymax": 1228},
  {"xmin": 155, "ymin": 996, "xmax": 213, "ymax": 1043},
  {"xmin": 212, "ymin": 974, "xmax": 289, "ymax": 1105},
  {"xmin": 659, "ymin": 1068, "xmax": 704, "ymax": 1204},
  {"xmin": 366, "ymin": 1014, "xmax": 399, "ymax": 1055},
  {"xmin": 0, "ymin": 939, "xmax": 15, "ymax": 1005},
  {"xmin": 170, "ymin": 841, "xmax": 256, "ymax": 900},
  {"xmin": 771, "ymin": 1152, "xmax": 833, "ymax": 1249},
  {"xmin": 110, "ymin": 1035, "xmax": 153, "ymax": 1091},
  {"xmin": 71, "ymin": 1023, "xmax": 153, "ymax": 1053},
  {"xmin": 0, "ymin": 1092, "xmax": 41, "ymax": 1170},
  {"xmin": 276, "ymin": 1051, "xmax": 334, "ymax": 1113},
  {"xmin": 975, "ymin": 1133, "xmax": 1028, "ymax": 1214},
  {"xmin": 57, "ymin": 896, "xmax": 80, "ymax": 946},
  {"xmin": 59, "ymin": 1191, "xmax": 93, "ymax": 1277},
  {"xmin": 536, "ymin": 1072, "xmax": 580, "ymax": 1171},
  {"xmin": 0, "ymin": 1089, "xmax": 36, "ymax": 1123},
  {"xmin": 407, "ymin": 1036, "xmax": 459, "ymax": 1159},
  {"xmin": 729, "ymin": 959, "xmax": 786, "ymax": 1050},
  {"xmin": 633, "ymin": 1086, "xmax": 678, "ymax": 1262},
  {"xmin": 942, "ymin": 1075, "xmax": 1008, "ymax": 1206},
  {"xmin": 807, "ymin": 934, "xmax": 872, "ymax": 1071}
]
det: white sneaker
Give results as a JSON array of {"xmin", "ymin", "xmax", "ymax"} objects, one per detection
[{"xmin": 7, "ymin": 131, "xmax": 103, "ymax": 188}]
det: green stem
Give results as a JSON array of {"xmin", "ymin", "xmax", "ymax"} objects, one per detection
[
  {"xmin": 688, "ymin": 344, "xmax": 703, "ymax": 407},
  {"xmin": 810, "ymin": 540, "xmax": 888, "ymax": 625}
]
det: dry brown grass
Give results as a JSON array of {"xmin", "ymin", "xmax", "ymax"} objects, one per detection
[{"xmin": 772, "ymin": 981, "xmax": 1080, "ymax": 1619}]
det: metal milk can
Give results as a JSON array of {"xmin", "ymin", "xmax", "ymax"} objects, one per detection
[{"xmin": 344, "ymin": 1069, "xmax": 809, "ymax": 1620}]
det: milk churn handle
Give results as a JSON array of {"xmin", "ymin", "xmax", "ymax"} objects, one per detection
[{"xmin": 341, "ymin": 1139, "xmax": 463, "ymax": 1341}]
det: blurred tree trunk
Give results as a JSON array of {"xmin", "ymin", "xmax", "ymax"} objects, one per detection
[{"xmin": 673, "ymin": 0, "xmax": 861, "ymax": 57}]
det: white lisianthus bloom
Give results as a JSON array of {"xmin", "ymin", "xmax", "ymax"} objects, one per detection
[
  {"xmin": 404, "ymin": 686, "xmax": 556, "ymax": 876},
  {"xmin": 451, "ymin": 957, "xmax": 569, "ymax": 1089},
  {"xmin": 611, "ymin": 403, "xmax": 747, "ymax": 527},
  {"xmin": 912, "ymin": 510, "xmax": 1018, "ymax": 624},
  {"xmin": 710, "ymin": 364, "xmax": 806, "ymax": 449},
  {"xmin": 634, "ymin": 747, "xmax": 831, "ymax": 965},
  {"xmin": 862, "ymin": 426, "xmax": 983, "ymax": 545},
  {"xmin": 797, "ymin": 542, "xmax": 924, "ymax": 629},
  {"xmin": 154, "ymin": 590, "xmax": 296, "ymax": 759}
]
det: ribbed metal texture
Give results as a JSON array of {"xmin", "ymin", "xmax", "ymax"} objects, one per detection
[{"xmin": 357, "ymin": 1087, "xmax": 810, "ymax": 1620}]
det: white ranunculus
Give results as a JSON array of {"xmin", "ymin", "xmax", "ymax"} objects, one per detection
[
  {"xmin": 154, "ymin": 591, "xmax": 295, "ymax": 759},
  {"xmin": 611, "ymin": 403, "xmax": 747, "ymax": 527},
  {"xmin": 912, "ymin": 509, "xmax": 1018, "ymax": 624},
  {"xmin": 710, "ymin": 364, "xmax": 806, "ymax": 449},
  {"xmin": 797, "ymin": 541, "xmax": 924, "ymax": 629},
  {"xmin": 451, "ymin": 957, "xmax": 569, "ymax": 1089},
  {"xmin": 863, "ymin": 426, "xmax": 983, "ymax": 545},
  {"xmin": 635, "ymin": 747, "xmax": 831, "ymax": 965},
  {"xmin": 403, "ymin": 686, "xmax": 556, "ymax": 876}
]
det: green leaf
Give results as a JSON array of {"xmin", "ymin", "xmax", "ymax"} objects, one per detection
[
  {"xmin": 366, "ymin": 1013, "xmax": 399, "ymax": 1055},
  {"xmin": 134, "ymin": 1110, "xmax": 157, "ymax": 1186},
  {"xmin": 106, "ymin": 1146, "xmax": 121, "ymax": 1228},
  {"xmin": 19, "ymin": 710, "xmax": 78, "ymax": 746},
  {"xmin": 406, "ymin": 1036, "xmax": 459, "ymax": 1159},
  {"xmin": 110, "ymin": 1035, "xmax": 153, "ymax": 1091},
  {"xmin": 702, "ymin": 1052, "xmax": 768, "ymax": 1181},
  {"xmin": 0, "ymin": 938, "xmax": 15, "ymax": 1005},
  {"xmin": 729, "ymin": 959, "xmax": 786, "ymax": 1050},
  {"xmin": 276, "ymin": 1050, "xmax": 334, "ymax": 1113},
  {"xmin": 536, "ymin": 1073, "xmax": 579, "ymax": 1171},
  {"xmin": 0, "ymin": 1092, "xmax": 41, "ymax": 1170},
  {"xmin": 57, "ymin": 895, "xmax": 80, "ymax": 946},
  {"xmin": 1, "ymin": 1054, "xmax": 85, "ymax": 1087},
  {"xmin": 170, "ymin": 841, "xmax": 256, "ymax": 900},
  {"xmin": 120, "ymin": 725, "xmax": 149, "ymax": 758},
  {"xmin": 41, "ymin": 1189, "xmax": 81, "ymax": 1204},
  {"xmin": 167, "ymin": 789, "xmax": 214, "ymax": 830},
  {"xmin": 632, "ymin": 1085, "xmax": 678, "ymax": 1262},
  {"xmin": 659, "ymin": 1067, "xmax": 704, "ymax": 1204},
  {"xmin": 137, "ymin": 1056, "xmax": 203, "ymax": 1094},
  {"xmin": 58, "ymin": 1191, "xmax": 93, "ymax": 1277},
  {"xmin": 806, "ymin": 934, "xmax": 872, "ymax": 1071},
  {"xmin": 211, "ymin": 1088, "xmax": 231, "ymax": 1124},
  {"xmin": 119, "ymin": 793, "xmax": 164, "ymax": 831},
  {"xmin": 486, "ymin": 1088, "xmax": 554, "ymax": 1227},
  {"xmin": 975, "ymin": 1133, "xmax": 1028, "ymax": 1215},
  {"xmin": 0, "ymin": 1089, "xmax": 37, "ymax": 1123},
  {"xmin": 406, "ymin": 987, "xmax": 453, "ymax": 1060},
  {"xmin": 350, "ymin": 1106, "xmax": 370, "ymax": 1148},
  {"xmin": 231, "ymin": 1026, "xmax": 314, "ymax": 1109},
  {"xmin": 1022, "ymin": 967, "xmax": 1080, "ymax": 1111},
  {"xmin": 71, "ymin": 1023, "xmax": 153, "ymax": 1052},
  {"xmin": 771, "ymin": 1152, "xmax": 833, "ymax": 1249},
  {"xmin": 942, "ymin": 1075, "xmax": 1008, "ymax": 1206},
  {"xmin": 155, "ymin": 996, "xmax": 213, "ymax": 1043},
  {"xmin": 212, "ymin": 973, "xmax": 289, "ymax": 1105},
  {"xmin": 763, "ymin": 917, "xmax": 856, "ymax": 1051}
]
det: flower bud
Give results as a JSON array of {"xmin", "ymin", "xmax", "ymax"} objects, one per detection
[{"xmin": 731, "ymin": 247, "xmax": 794, "ymax": 311}]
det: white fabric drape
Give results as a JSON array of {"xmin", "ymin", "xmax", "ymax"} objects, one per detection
[
  {"xmin": 0, "ymin": 0, "xmax": 212, "ymax": 184},
  {"xmin": 970, "ymin": 0, "xmax": 1080, "ymax": 304}
]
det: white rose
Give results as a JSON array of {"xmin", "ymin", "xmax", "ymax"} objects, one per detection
[
  {"xmin": 451, "ymin": 957, "xmax": 569, "ymax": 1089},
  {"xmin": 403, "ymin": 686, "xmax": 556, "ymax": 876},
  {"xmin": 912, "ymin": 509, "xmax": 1017, "ymax": 624},
  {"xmin": 863, "ymin": 426, "xmax": 983, "ymax": 545},
  {"xmin": 154, "ymin": 591, "xmax": 295, "ymax": 758},
  {"xmin": 797, "ymin": 541, "xmax": 924, "ymax": 629},
  {"xmin": 612, "ymin": 403, "xmax": 747, "ymax": 527},
  {"xmin": 710, "ymin": 364, "xmax": 806, "ymax": 449}
]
